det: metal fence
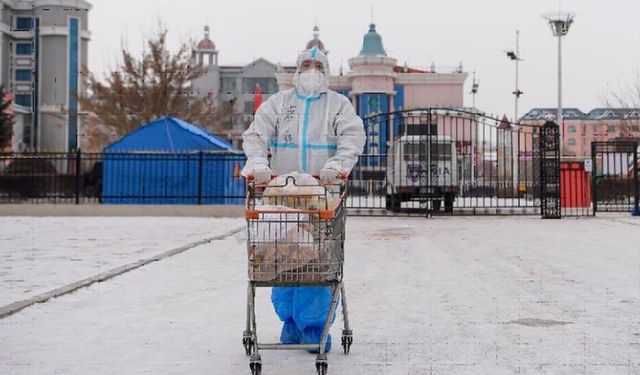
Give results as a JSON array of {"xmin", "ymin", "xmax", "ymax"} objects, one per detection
[
  {"xmin": 347, "ymin": 108, "xmax": 542, "ymax": 216},
  {"xmin": 0, "ymin": 151, "xmax": 246, "ymax": 204},
  {"xmin": 1, "ymin": 115, "xmax": 637, "ymax": 218},
  {"xmin": 591, "ymin": 141, "xmax": 639, "ymax": 213}
]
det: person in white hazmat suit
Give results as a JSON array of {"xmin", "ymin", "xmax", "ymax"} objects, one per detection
[{"xmin": 241, "ymin": 46, "xmax": 365, "ymax": 352}]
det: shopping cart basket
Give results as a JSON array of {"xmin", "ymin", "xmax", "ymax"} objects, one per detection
[{"xmin": 242, "ymin": 174, "xmax": 353, "ymax": 375}]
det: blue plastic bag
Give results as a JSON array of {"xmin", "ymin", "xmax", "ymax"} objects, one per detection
[
  {"xmin": 292, "ymin": 286, "xmax": 334, "ymax": 332},
  {"xmin": 271, "ymin": 286, "xmax": 337, "ymax": 351},
  {"xmin": 271, "ymin": 287, "xmax": 295, "ymax": 321}
]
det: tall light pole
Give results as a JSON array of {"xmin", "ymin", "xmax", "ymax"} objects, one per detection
[
  {"xmin": 469, "ymin": 72, "xmax": 479, "ymax": 184},
  {"xmin": 505, "ymin": 32, "xmax": 523, "ymax": 195},
  {"xmin": 543, "ymin": 11, "xmax": 575, "ymax": 147},
  {"xmin": 506, "ymin": 30, "xmax": 523, "ymax": 124}
]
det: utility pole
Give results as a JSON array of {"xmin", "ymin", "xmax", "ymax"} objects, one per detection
[
  {"xmin": 505, "ymin": 31, "xmax": 523, "ymax": 195},
  {"xmin": 506, "ymin": 30, "xmax": 523, "ymax": 124},
  {"xmin": 469, "ymin": 71, "xmax": 479, "ymax": 185}
]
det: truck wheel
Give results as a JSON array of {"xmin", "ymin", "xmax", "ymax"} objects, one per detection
[
  {"xmin": 444, "ymin": 193, "xmax": 455, "ymax": 213},
  {"xmin": 432, "ymin": 199, "xmax": 442, "ymax": 211},
  {"xmin": 386, "ymin": 194, "xmax": 401, "ymax": 212}
]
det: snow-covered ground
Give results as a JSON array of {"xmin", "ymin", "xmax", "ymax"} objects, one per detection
[
  {"xmin": 0, "ymin": 217, "xmax": 244, "ymax": 306},
  {"xmin": 1, "ymin": 215, "xmax": 639, "ymax": 374}
]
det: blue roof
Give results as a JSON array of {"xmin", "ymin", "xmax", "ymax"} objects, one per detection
[{"xmin": 105, "ymin": 116, "xmax": 236, "ymax": 152}]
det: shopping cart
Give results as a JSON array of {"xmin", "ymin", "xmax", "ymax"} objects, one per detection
[{"xmin": 242, "ymin": 174, "xmax": 353, "ymax": 375}]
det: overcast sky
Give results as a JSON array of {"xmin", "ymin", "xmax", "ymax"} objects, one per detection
[{"xmin": 89, "ymin": 0, "xmax": 640, "ymax": 119}]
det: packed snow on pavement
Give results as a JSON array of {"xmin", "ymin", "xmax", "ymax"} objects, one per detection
[
  {"xmin": 1, "ymin": 215, "xmax": 639, "ymax": 374},
  {"xmin": 0, "ymin": 217, "xmax": 244, "ymax": 306}
]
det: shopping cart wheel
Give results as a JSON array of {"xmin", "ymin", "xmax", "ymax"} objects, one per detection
[
  {"xmin": 242, "ymin": 334, "xmax": 254, "ymax": 356},
  {"xmin": 249, "ymin": 355, "xmax": 262, "ymax": 375},
  {"xmin": 341, "ymin": 329, "xmax": 353, "ymax": 354},
  {"xmin": 316, "ymin": 354, "xmax": 328, "ymax": 375}
]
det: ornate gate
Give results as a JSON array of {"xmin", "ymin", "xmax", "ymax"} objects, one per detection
[
  {"xmin": 591, "ymin": 141, "xmax": 639, "ymax": 214},
  {"xmin": 346, "ymin": 108, "xmax": 542, "ymax": 216},
  {"xmin": 539, "ymin": 121, "xmax": 561, "ymax": 219}
]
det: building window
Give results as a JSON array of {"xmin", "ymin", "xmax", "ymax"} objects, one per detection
[
  {"xmin": 607, "ymin": 125, "xmax": 615, "ymax": 133},
  {"xmin": 220, "ymin": 77, "xmax": 236, "ymax": 93},
  {"xmin": 15, "ymin": 94, "xmax": 32, "ymax": 107},
  {"xmin": 626, "ymin": 111, "xmax": 640, "ymax": 119},
  {"xmin": 568, "ymin": 125, "xmax": 576, "ymax": 133},
  {"xmin": 16, "ymin": 43, "xmax": 33, "ymax": 55},
  {"xmin": 242, "ymin": 77, "xmax": 277, "ymax": 94},
  {"xmin": 15, "ymin": 17, "xmax": 34, "ymax": 31},
  {"xmin": 23, "ymin": 122, "xmax": 32, "ymax": 146},
  {"xmin": 568, "ymin": 138, "xmax": 576, "ymax": 145},
  {"xmin": 15, "ymin": 69, "xmax": 31, "ymax": 81}
]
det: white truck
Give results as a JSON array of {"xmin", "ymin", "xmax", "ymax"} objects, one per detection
[{"xmin": 386, "ymin": 135, "xmax": 459, "ymax": 212}]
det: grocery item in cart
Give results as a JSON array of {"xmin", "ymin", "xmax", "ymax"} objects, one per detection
[
  {"xmin": 263, "ymin": 173, "xmax": 324, "ymax": 210},
  {"xmin": 249, "ymin": 206, "xmax": 321, "ymax": 280},
  {"xmin": 263, "ymin": 172, "xmax": 340, "ymax": 211}
]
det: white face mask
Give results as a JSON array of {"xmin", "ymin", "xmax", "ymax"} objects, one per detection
[{"xmin": 298, "ymin": 68, "xmax": 324, "ymax": 94}]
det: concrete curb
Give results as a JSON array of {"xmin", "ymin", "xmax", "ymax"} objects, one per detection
[
  {"xmin": 0, "ymin": 225, "xmax": 245, "ymax": 320},
  {"xmin": 0, "ymin": 204, "xmax": 245, "ymax": 217}
]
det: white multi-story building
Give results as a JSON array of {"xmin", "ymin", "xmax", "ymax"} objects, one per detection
[{"xmin": 0, "ymin": 0, "xmax": 91, "ymax": 151}]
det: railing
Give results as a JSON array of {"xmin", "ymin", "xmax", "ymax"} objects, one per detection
[
  {"xmin": 591, "ymin": 142, "xmax": 639, "ymax": 214},
  {"xmin": 0, "ymin": 151, "xmax": 246, "ymax": 204},
  {"xmin": 1, "ymin": 141, "xmax": 637, "ymax": 217}
]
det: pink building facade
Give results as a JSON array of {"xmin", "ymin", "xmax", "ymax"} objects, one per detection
[
  {"xmin": 275, "ymin": 24, "xmax": 468, "ymax": 118},
  {"xmin": 520, "ymin": 108, "xmax": 640, "ymax": 157},
  {"xmin": 274, "ymin": 24, "xmax": 467, "ymax": 159}
]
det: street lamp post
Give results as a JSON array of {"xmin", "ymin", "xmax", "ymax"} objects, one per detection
[
  {"xmin": 543, "ymin": 11, "xmax": 575, "ymax": 147},
  {"xmin": 505, "ymin": 30, "xmax": 523, "ymax": 124},
  {"xmin": 469, "ymin": 72, "xmax": 479, "ymax": 184},
  {"xmin": 505, "ymin": 32, "xmax": 523, "ymax": 195}
]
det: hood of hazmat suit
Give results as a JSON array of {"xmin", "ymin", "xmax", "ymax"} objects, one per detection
[{"xmin": 241, "ymin": 46, "xmax": 366, "ymax": 177}]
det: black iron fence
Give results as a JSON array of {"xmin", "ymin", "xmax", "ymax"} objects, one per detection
[
  {"xmin": 0, "ymin": 151, "xmax": 246, "ymax": 204},
  {"xmin": 1, "ymin": 112, "xmax": 637, "ymax": 218},
  {"xmin": 348, "ymin": 108, "xmax": 543, "ymax": 216},
  {"xmin": 591, "ymin": 141, "xmax": 639, "ymax": 214}
]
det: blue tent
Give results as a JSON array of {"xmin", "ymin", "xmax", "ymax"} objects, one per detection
[{"xmin": 102, "ymin": 117, "xmax": 245, "ymax": 204}]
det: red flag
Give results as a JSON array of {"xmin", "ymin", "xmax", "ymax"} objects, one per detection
[{"xmin": 253, "ymin": 84, "xmax": 262, "ymax": 115}]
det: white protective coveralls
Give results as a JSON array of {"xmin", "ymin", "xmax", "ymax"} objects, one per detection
[
  {"xmin": 241, "ymin": 46, "xmax": 365, "ymax": 351},
  {"xmin": 241, "ymin": 46, "xmax": 365, "ymax": 178}
]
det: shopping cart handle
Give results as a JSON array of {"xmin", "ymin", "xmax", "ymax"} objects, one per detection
[
  {"xmin": 245, "ymin": 174, "xmax": 278, "ymax": 182},
  {"xmin": 311, "ymin": 173, "xmax": 349, "ymax": 180},
  {"xmin": 247, "ymin": 172, "xmax": 348, "ymax": 183}
]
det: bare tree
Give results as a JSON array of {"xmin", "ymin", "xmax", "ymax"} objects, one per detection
[
  {"xmin": 79, "ymin": 113, "xmax": 118, "ymax": 153},
  {"xmin": 603, "ymin": 71, "xmax": 640, "ymax": 140},
  {"xmin": 79, "ymin": 28, "xmax": 232, "ymax": 138}
]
